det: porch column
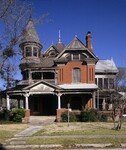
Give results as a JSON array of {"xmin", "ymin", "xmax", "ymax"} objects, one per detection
[
  {"xmin": 6, "ymin": 95, "xmax": 10, "ymax": 110},
  {"xmin": 18, "ymin": 100, "xmax": 20, "ymax": 108},
  {"xmin": 24, "ymin": 93, "xmax": 29, "ymax": 110},
  {"xmin": 97, "ymin": 89, "xmax": 99, "ymax": 110},
  {"xmin": 102, "ymin": 98, "xmax": 106, "ymax": 110},
  {"xmin": 57, "ymin": 93, "xmax": 62, "ymax": 109},
  {"xmin": 93, "ymin": 92, "xmax": 96, "ymax": 109},
  {"xmin": 22, "ymin": 93, "xmax": 30, "ymax": 123}
]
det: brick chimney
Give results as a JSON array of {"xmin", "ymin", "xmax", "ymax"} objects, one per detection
[{"xmin": 86, "ymin": 31, "xmax": 93, "ymax": 52}]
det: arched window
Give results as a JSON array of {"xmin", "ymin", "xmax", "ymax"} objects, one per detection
[{"xmin": 72, "ymin": 68, "xmax": 81, "ymax": 83}]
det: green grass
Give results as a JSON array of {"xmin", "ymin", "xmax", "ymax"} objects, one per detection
[
  {"xmin": 27, "ymin": 137, "xmax": 126, "ymax": 147},
  {"xmin": 34, "ymin": 122, "xmax": 126, "ymax": 136},
  {"xmin": 30, "ymin": 122, "xmax": 126, "ymax": 147},
  {"xmin": 0, "ymin": 130, "xmax": 16, "ymax": 143},
  {"xmin": 0, "ymin": 123, "xmax": 30, "ymax": 143},
  {"xmin": 35, "ymin": 128, "xmax": 126, "ymax": 136}
]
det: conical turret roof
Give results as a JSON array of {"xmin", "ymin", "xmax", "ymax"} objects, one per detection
[{"xmin": 21, "ymin": 18, "xmax": 42, "ymax": 48}]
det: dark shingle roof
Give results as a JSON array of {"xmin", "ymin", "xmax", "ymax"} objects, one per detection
[
  {"xmin": 66, "ymin": 36, "xmax": 86, "ymax": 50},
  {"xmin": 21, "ymin": 18, "xmax": 42, "ymax": 47},
  {"xmin": 55, "ymin": 42, "xmax": 66, "ymax": 52},
  {"xmin": 41, "ymin": 57, "xmax": 55, "ymax": 68}
]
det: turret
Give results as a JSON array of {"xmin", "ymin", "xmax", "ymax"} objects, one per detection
[{"xmin": 19, "ymin": 17, "xmax": 42, "ymax": 69}]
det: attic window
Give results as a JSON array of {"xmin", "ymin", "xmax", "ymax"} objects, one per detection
[
  {"xmin": 71, "ymin": 54, "xmax": 80, "ymax": 60},
  {"xmin": 26, "ymin": 46, "xmax": 32, "ymax": 57},
  {"xmin": 49, "ymin": 51, "xmax": 56, "ymax": 56}
]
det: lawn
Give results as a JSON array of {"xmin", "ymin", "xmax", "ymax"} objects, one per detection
[
  {"xmin": 26, "ymin": 122, "xmax": 126, "ymax": 147},
  {"xmin": 34, "ymin": 122, "xmax": 126, "ymax": 136},
  {"xmin": 1, "ymin": 121, "xmax": 126, "ymax": 148},
  {"xmin": 0, "ymin": 123, "xmax": 30, "ymax": 143}
]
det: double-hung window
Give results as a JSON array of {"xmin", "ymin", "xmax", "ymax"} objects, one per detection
[{"xmin": 72, "ymin": 68, "xmax": 81, "ymax": 83}]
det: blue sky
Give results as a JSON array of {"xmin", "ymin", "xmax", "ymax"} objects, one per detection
[{"xmin": 28, "ymin": 0, "xmax": 126, "ymax": 68}]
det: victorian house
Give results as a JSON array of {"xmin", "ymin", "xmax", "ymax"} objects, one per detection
[{"xmin": 2, "ymin": 18, "xmax": 118, "ymax": 121}]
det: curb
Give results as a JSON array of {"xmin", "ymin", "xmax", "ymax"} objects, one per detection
[
  {"xmin": 2, "ymin": 143, "xmax": 126, "ymax": 149},
  {"xmin": 3, "ymin": 144, "xmax": 63, "ymax": 149}
]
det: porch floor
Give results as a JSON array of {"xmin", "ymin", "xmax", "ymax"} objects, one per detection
[{"xmin": 29, "ymin": 116, "xmax": 56, "ymax": 125}]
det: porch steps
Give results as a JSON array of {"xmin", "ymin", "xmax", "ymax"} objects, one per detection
[{"xmin": 29, "ymin": 116, "xmax": 56, "ymax": 125}]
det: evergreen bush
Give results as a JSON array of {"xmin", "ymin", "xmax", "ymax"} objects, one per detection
[
  {"xmin": 61, "ymin": 111, "xmax": 77, "ymax": 122},
  {"xmin": 98, "ymin": 112, "xmax": 108, "ymax": 122},
  {"xmin": 10, "ymin": 108, "xmax": 25, "ymax": 122},
  {"xmin": 80, "ymin": 108, "xmax": 98, "ymax": 122}
]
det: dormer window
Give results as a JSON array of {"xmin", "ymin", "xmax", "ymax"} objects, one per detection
[
  {"xmin": 71, "ymin": 53, "xmax": 80, "ymax": 61},
  {"xmin": 25, "ymin": 46, "xmax": 39, "ymax": 57}
]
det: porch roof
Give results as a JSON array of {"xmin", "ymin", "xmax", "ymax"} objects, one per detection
[{"xmin": 58, "ymin": 83, "xmax": 98, "ymax": 90}]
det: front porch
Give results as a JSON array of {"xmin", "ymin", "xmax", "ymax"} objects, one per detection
[{"xmin": 1, "ymin": 81, "xmax": 98, "ymax": 122}]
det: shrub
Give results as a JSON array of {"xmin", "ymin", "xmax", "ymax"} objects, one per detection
[
  {"xmin": 80, "ymin": 108, "xmax": 98, "ymax": 122},
  {"xmin": 98, "ymin": 112, "xmax": 108, "ymax": 122},
  {"xmin": 61, "ymin": 111, "xmax": 77, "ymax": 122},
  {"xmin": 0, "ymin": 109, "xmax": 10, "ymax": 121},
  {"xmin": 10, "ymin": 108, "xmax": 25, "ymax": 122}
]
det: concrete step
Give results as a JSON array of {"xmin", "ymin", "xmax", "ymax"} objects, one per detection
[{"xmin": 29, "ymin": 116, "xmax": 56, "ymax": 125}]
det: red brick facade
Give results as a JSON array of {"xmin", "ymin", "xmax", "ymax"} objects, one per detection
[{"xmin": 58, "ymin": 62, "xmax": 95, "ymax": 84}]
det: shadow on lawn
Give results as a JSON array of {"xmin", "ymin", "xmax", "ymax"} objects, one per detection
[{"xmin": 0, "ymin": 144, "xmax": 7, "ymax": 150}]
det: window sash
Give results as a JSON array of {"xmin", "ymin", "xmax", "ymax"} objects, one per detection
[{"xmin": 72, "ymin": 68, "xmax": 80, "ymax": 83}]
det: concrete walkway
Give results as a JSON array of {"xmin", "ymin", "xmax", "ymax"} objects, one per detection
[{"xmin": 15, "ymin": 125, "xmax": 43, "ymax": 137}]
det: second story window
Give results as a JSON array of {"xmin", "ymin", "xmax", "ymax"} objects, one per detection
[
  {"xmin": 33, "ymin": 47, "xmax": 38, "ymax": 57},
  {"xmin": 26, "ymin": 46, "xmax": 32, "ymax": 57},
  {"xmin": 98, "ymin": 78, "xmax": 103, "ymax": 89},
  {"xmin": 96, "ymin": 77, "xmax": 115, "ymax": 90},
  {"xmin": 72, "ymin": 68, "xmax": 81, "ymax": 83},
  {"xmin": 109, "ymin": 78, "xmax": 115, "ymax": 89},
  {"xmin": 104, "ymin": 78, "xmax": 108, "ymax": 89},
  {"xmin": 25, "ymin": 46, "xmax": 38, "ymax": 57},
  {"xmin": 43, "ymin": 72, "xmax": 55, "ymax": 79},
  {"xmin": 32, "ymin": 72, "xmax": 41, "ymax": 80}
]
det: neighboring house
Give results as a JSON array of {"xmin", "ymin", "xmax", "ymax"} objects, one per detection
[{"xmin": 1, "ymin": 18, "xmax": 118, "ymax": 121}]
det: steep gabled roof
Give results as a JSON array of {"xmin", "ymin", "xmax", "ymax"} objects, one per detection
[
  {"xmin": 55, "ymin": 36, "xmax": 98, "ymax": 60},
  {"xmin": 55, "ymin": 42, "xmax": 66, "ymax": 52},
  {"xmin": 66, "ymin": 36, "xmax": 86, "ymax": 50},
  {"xmin": 44, "ymin": 44, "xmax": 59, "ymax": 55}
]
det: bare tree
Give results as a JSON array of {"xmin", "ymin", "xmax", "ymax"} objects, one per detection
[
  {"xmin": 1, "ymin": 61, "xmax": 16, "ymax": 89},
  {"xmin": 116, "ymin": 67, "xmax": 126, "ymax": 92},
  {"xmin": 0, "ymin": 0, "xmax": 30, "ymax": 74}
]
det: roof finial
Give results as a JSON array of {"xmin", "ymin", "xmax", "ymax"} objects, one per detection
[
  {"xmin": 58, "ymin": 30, "xmax": 61, "ymax": 43},
  {"xmin": 29, "ymin": 6, "xmax": 32, "ymax": 20}
]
